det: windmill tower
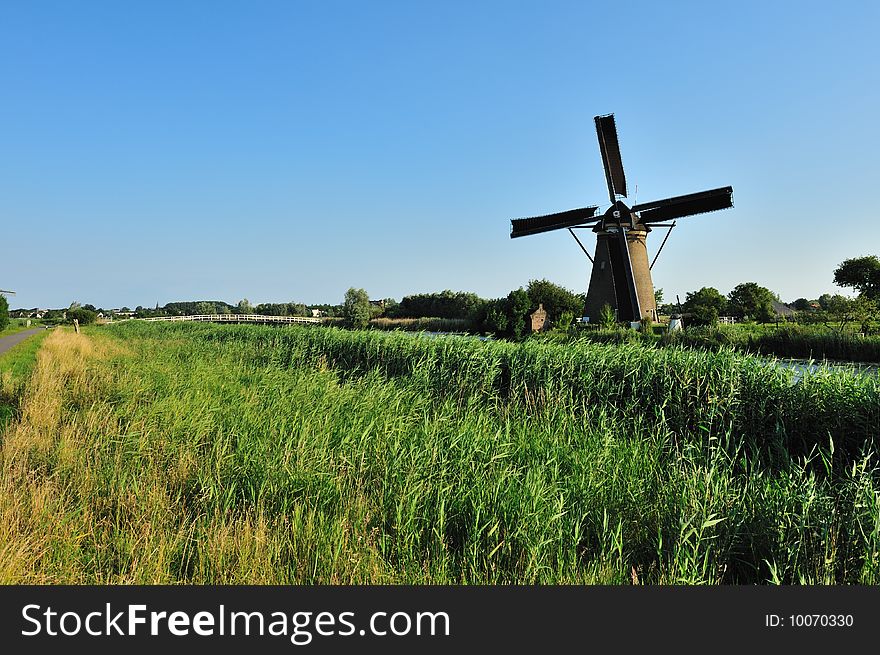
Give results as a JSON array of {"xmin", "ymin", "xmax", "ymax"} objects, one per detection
[{"xmin": 510, "ymin": 114, "xmax": 733, "ymax": 323}]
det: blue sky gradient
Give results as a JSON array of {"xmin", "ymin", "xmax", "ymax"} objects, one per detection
[{"xmin": 2, "ymin": 1, "xmax": 878, "ymax": 308}]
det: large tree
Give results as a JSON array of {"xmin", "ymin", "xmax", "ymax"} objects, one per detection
[
  {"xmin": 506, "ymin": 288, "xmax": 531, "ymax": 340},
  {"xmin": 682, "ymin": 287, "xmax": 727, "ymax": 326},
  {"xmin": 0, "ymin": 294, "xmax": 9, "ymax": 331},
  {"xmin": 727, "ymin": 282, "xmax": 776, "ymax": 323},
  {"xmin": 526, "ymin": 279, "xmax": 584, "ymax": 323},
  {"xmin": 343, "ymin": 287, "xmax": 371, "ymax": 330},
  {"xmin": 834, "ymin": 255, "xmax": 880, "ymax": 300}
]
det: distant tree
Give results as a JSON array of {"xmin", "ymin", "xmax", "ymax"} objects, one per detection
[
  {"xmin": 0, "ymin": 294, "xmax": 9, "ymax": 331},
  {"xmin": 66, "ymin": 308, "xmax": 97, "ymax": 326},
  {"xmin": 68, "ymin": 301, "xmax": 81, "ymax": 311},
  {"xmin": 237, "ymin": 298, "xmax": 253, "ymax": 314},
  {"xmin": 343, "ymin": 288, "xmax": 371, "ymax": 329},
  {"xmin": 683, "ymin": 287, "xmax": 727, "ymax": 326},
  {"xmin": 654, "ymin": 288, "xmax": 664, "ymax": 307},
  {"xmin": 791, "ymin": 298, "xmax": 811, "ymax": 311},
  {"xmin": 380, "ymin": 298, "xmax": 399, "ymax": 316},
  {"xmin": 824, "ymin": 295, "xmax": 878, "ymax": 333},
  {"xmin": 193, "ymin": 302, "xmax": 214, "ymax": 315},
  {"xmin": 309, "ymin": 303, "xmax": 343, "ymax": 318},
  {"xmin": 506, "ymin": 288, "xmax": 531, "ymax": 340},
  {"xmin": 525, "ymin": 279, "xmax": 584, "ymax": 322},
  {"xmin": 727, "ymin": 282, "xmax": 775, "ymax": 323},
  {"xmin": 254, "ymin": 303, "xmax": 287, "ymax": 316},
  {"xmin": 475, "ymin": 298, "xmax": 508, "ymax": 336},
  {"xmin": 287, "ymin": 302, "xmax": 309, "ymax": 317},
  {"xmin": 391, "ymin": 290, "xmax": 485, "ymax": 320},
  {"xmin": 834, "ymin": 255, "xmax": 880, "ymax": 300}
]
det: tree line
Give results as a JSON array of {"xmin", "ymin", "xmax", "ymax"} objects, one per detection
[
  {"xmin": 342, "ymin": 279, "xmax": 585, "ymax": 339},
  {"xmin": 673, "ymin": 256, "xmax": 880, "ymax": 331},
  {"xmin": 5, "ymin": 255, "xmax": 877, "ymax": 336}
]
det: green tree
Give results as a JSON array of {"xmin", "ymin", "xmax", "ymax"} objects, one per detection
[
  {"xmin": 475, "ymin": 298, "xmax": 507, "ymax": 336},
  {"xmin": 391, "ymin": 290, "xmax": 485, "ymax": 320},
  {"xmin": 825, "ymin": 295, "xmax": 878, "ymax": 333},
  {"xmin": 343, "ymin": 287, "xmax": 371, "ymax": 329},
  {"xmin": 654, "ymin": 288, "xmax": 664, "ymax": 307},
  {"xmin": 506, "ymin": 288, "xmax": 531, "ymax": 340},
  {"xmin": 727, "ymin": 282, "xmax": 775, "ymax": 323},
  {"xmin": 237, "ymin": 298, "xmax": 253, "ymax": 314},
  {"xmin": 0, "ymin": 294, "xmax": 9, "ymax": 331},
  {"xmin": 525, "ymin": 279, "xmax": 584, "ymax": 323},
  {"xmin": 683, "ymin": 287, "xmax": 727, "ymax": 326},
  {"xmin": 195, "ymin": 301, "xmax": 218, "ymax": 315},
  {"xmin": 834, "ymin": 255, "xmax": 880, "ymax": 299},
  {"xmin": 66, "ymin": 307, "xmax": 97, "ymax": 325}
]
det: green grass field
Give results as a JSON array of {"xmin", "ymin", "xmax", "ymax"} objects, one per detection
[{"xmin": 1, "ymin": 322, "xmax": 878, "ymax": 584}]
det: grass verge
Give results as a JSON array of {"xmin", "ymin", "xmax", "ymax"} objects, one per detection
[{"xmin": 0, "ymin": 329, "xmax": 48, "ymax": 430}]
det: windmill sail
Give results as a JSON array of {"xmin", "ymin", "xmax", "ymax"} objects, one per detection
[
  {"xmin": 633, "ymin": 187, "xmax": 733, "ymax": 223},
  {"xmin": 595, "ymin": 114, "xmax": 627, "ymax": 202},
  {"xmin": 510, "ymin": 206, "xmax": 600, "ymax": 238}
]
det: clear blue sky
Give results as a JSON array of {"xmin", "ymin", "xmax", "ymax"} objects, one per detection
[{"xmin": 2, "ymin": 0, "xmax": 878, "ymax": 309}]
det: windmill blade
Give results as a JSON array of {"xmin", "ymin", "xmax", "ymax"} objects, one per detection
[
  {"xmin": 510, "ymin": 206, "xmax": 600, "ymax": 238},
  {"xmin": 606, "ymin": 228, "xmax": 641, "ymax": 322},
  {"xmin": 595, "ymin": 114, "xmax": 627, "ymax": 202},
  {"xmin": 633, "ymin": 186, "xmax": 733, "ymax": 223},
  {"xmin": 0, "ymin": 289, "xmax": 15, "ymax": 295}
]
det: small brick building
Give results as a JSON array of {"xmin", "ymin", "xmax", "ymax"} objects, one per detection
[{"xmin": 529, "ymin": 303, "xmax": 548, "ymax": 332}]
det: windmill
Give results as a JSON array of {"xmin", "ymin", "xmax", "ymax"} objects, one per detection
[{"xmin": 510, "ymin": 114, "xmax": 733, "ymax": 324}]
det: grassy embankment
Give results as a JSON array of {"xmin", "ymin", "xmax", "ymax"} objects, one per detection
[
  {"xmin": 0, "ymin": 329, "xmax": 49, "ymax": 430},
  {"xmin": 1, "ymin": 322, "xmax": 878, "ymax": 584}
]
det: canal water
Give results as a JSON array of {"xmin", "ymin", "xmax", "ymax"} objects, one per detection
[{"xmin": 769, "ymin": 358, "xmax": 879, "ymax": 382}]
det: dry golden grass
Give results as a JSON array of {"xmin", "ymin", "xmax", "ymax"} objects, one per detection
[{"xmin": 0, "ymin": 328, "xmax": 392, "ymax": 584}]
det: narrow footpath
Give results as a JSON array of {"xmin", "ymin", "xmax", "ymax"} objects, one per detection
[{"xmin": 0, "ymin": 328, "xmax": 44, "ymax": 356}]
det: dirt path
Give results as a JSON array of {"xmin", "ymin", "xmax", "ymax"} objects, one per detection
[{"xmin": 0, "ymin": 328, "xmax": 44, "ymax": 356}]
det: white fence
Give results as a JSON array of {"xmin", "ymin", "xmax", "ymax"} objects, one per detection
[{"xmin": 140, "ymin": 314, "xmax": 323, "ymax": 324}]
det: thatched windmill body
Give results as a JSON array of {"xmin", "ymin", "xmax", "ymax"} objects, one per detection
[{"xmin": 510, "ymin": 114, "xmax": 733, "ymax": 323}]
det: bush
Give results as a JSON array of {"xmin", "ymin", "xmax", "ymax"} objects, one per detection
[
  {"xmin": 66, "ymin": 308, "xmax": 97, "ymax": 326},
  {"xmin": 0, "ymin": 294, "xmax": 8, "ymax": 331}
]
